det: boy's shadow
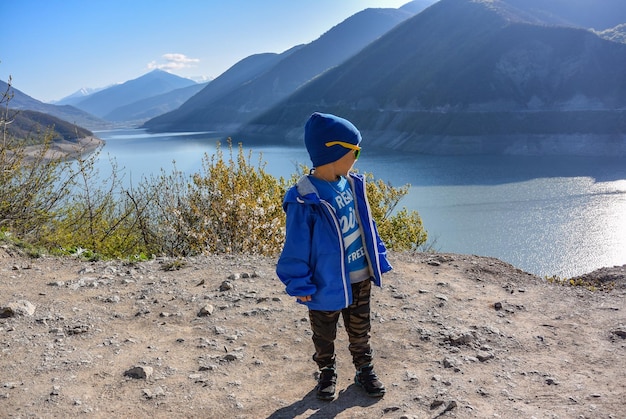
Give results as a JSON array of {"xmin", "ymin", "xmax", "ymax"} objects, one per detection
[{"xmin": 267, "ymin": 384, "xmax": 382, "ymax": 419}]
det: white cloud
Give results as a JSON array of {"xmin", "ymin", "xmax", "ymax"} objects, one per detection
[{"xmin": 147, "ymin": 53, "xmax": 200, "ymax": 71}]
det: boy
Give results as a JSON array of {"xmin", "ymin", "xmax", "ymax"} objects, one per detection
[{"xmin": 276, "ymin": 112, "xmax": 393, "ymax": 400}]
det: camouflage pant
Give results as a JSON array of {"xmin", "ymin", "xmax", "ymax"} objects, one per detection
[{"xmin": 308, "ymin": 279, "xmax": 373, "ymax": 370}]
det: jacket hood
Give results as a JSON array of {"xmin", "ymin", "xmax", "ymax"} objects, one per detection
[
  {"xmin": 284, "ymin": 173, "xmax": 366, "ymax": 207},
  {"xmin": 282, "ymin": 175, "xmax": 319, "ymax": 208}
]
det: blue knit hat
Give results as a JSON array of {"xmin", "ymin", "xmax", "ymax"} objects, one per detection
[{"xmin": 304, "ymin": 112, "xmax": 362, "ymax": 167}]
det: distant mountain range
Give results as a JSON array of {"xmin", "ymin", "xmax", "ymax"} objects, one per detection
[
  {"xmin": 7, "ymin": 110, "xmax": 93, "ymax": 144},
  {"xmin": 0, "ymin": 79, "xmax": 109, "ymax": 130},
  {"xmin": 103, "ymin": 82, "xmax": 207, "ymax": 122},
  {"xmin": 142, "ymin": 6, "xmax": 420, "ymax": 132},
  {"xmin": 505, "ymin": 0, "xmax": 626, "ymax": 29},
  {"xmin": 5, "ymin": 0, "xmax": 626, "ymax": 155},
  {"xmin": 70, "ymin": 69, "xmax": 198, "ymax": 120},
  {"xmin": 54, "ymin": 86, "xmax": 108, "ymax": 106},
  {"xmin": 233, "ymin": 0, "xmax": 626, "ymax": 155},
  {"xmin": 2, "ymin": 70, "xmax": 205, "ymax": 132}
]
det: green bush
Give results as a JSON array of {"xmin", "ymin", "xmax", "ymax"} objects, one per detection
[
  {"xmin": 2, "ymin": 77, "xmax": 427, "ymax": 259},
  {"xmin": 1, "ymin": 130, "xmax": 75, "ymax": 240},
  {"xmin": 44, "ymin": 150, "xmax": 148, "ymax": 259},
  {"xmin": 183, "ymin": 140, "xmax": 288, "ymax": 255},
  {"xmin": 365, "ymin": 176, "xmax": 428, "ymax": 251}
]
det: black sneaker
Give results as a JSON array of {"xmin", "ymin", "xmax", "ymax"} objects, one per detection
[
  {"xmin": 354, "ymin": 364, "xmax": 386, "ymax": 397},
  {"xmin": 316, "ymin": 366, "xmax": 337, "ymax": 400}
]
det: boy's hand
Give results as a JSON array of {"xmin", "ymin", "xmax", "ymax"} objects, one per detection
[{"xmin": 296, "ymin": 296, "xmax": 311, "ymax": 302}]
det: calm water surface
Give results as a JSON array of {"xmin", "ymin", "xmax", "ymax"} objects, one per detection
[{"xmin": 93, "ymin": 129, "xmax": 626, "ymax": 278}]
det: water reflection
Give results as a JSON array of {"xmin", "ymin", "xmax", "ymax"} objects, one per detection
[{"xmin": 92, "ymin": 129, "xmax": 626, "ymax": 277}]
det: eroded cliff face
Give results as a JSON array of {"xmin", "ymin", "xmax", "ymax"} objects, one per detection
[
  {"xmin": 363, "ymin": 131, "xmax": 626, "ymax": 156},
  {"xmin": 239, "ymin": 113, "xmax": 626, "ymax": 156}
]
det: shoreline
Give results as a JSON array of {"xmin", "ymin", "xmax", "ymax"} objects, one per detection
[{"xmin": 22, "ymin": 136, "xmax": 104, "ymax": 161}]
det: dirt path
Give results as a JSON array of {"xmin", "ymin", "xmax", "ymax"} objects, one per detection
[{"xmin": 1, "ymin": 247, "xmax": 624, "ymax": 418}]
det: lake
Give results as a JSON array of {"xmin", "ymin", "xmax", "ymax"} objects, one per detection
[{"xmin": 93, "ymin": 129, "xmax": 626, "ymax": 278}]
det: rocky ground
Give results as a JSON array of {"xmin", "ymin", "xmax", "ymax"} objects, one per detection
[{"xmin": 0, "ymin": 245, "xmax": 624, "ymax": 419}]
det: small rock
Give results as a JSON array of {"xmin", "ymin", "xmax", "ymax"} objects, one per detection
[
  {"xmin": 477, "ymin": 352, "xmax": 494, "ymax": 362},
  {"xmin": 430, "ymin": 400, "xmax": 445, "ymax": 410},
  {"xmin": 443, "ymin": 401, "xmax": 458, "ymax": 413},
  {"xmin": 223, "ymin": 353, "xmax": 240, "ymax": 362},
  {"xmin": 383, "ymin": 406, "xmax": 401, "ymax": 413},
  {"xmin": 442, "ymin": 357, "xmax": 457, "ymax": 369},
  {"xmin": 143, "ymin": 386, "xmax": 164, "ymax": 399},
  {"xmin": 0, "ymin": 300, "xmax": 36, "ymax": 317},
  {"xmin": 220, "ymin": 281, "xmax": 234, "ymax": 291},
  {"xmin": 435, "ymin": 294, "xmax": 448, "ymax": 301},
  {"xmin": 198, "ymin": 305, "xmax": 214, "ymax": 317},
  {"xmin": 449, "ymin": 332, "xmax": 473, "ymax": 346},
  {"xmin": 405, "ymin": 371, "xmax": 419, "ymax": 382},
  {"xmin": 494, "ymin": 302, "xmax": 503, "ymax": 310},
  {"xmin": 124, "ymin": 366, "xmax": 153, "ymax": 380},
  {"xmin": 612, "ymin": 330, "xmax": 626, "ymax": 339}
]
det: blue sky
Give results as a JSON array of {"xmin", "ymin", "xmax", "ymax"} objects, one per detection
[{"xmin": 1, "ymin": 0, "xmax": 410, "ymax": 102}]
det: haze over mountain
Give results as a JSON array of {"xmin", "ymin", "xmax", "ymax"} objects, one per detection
[
  {"xmin": 72, "ymin": 69, "xmax": 197, "ymax": 119},
  {"xmin": 236, "ymin": 0, "xmax": 626, "ymax": 155},
  {"xmin": 143, "ymin": 5, "xmax": 424, "ymax": 132},
  {"xmin": 7, "ymin": 110, "xmax": 93, "ymax": 144},
  {"xmin": 142, "ymin": 49, "xmax": 302, "ymax": 132},
  {"xmin": 505, "ymin": 0, "xmax": 626, "ymax": 30},
  {"xmin": 54, "ymin": 86, "xmax": 108, "ymax": 106},
  {"xmin": 103, "ymin": 82, "xmax": 208, "ymax": 123},
  {"xmin": 0, "ymin": 80, "xmax": 109, "ymax": 130}
]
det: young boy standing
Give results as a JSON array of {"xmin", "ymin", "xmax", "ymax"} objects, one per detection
[{"xmin": 276, "ymin": 112, "xmax": 393, "ymax": 400}]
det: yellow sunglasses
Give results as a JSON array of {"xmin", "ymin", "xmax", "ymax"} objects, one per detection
[{"xmin": 325, "ymin": 141, "xmax": 361, "ymax": 160}]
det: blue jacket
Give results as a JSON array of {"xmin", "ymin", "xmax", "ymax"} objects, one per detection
[{"xmin": 276, "ymin": 172, "xmax": 392, "ymax": 310}]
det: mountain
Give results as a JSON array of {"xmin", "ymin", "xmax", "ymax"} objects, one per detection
[
  {"xmin": 237, "ymin": 0, "xmax": 626, "ymax": 155},
  {"xmin": 142, "ymin": 50, "xmax": 296, "ymax": 131},
  {"xmin": 596, "ymin": 23, "xmax": 626, "ymax": 43},
  {"xmin": 400, "ymin": 0, "xmax": 439, "ymax": 14},
  {"xmin": 54, "ymin": 86, "xmax": 109, "ymax": 106},
  {"xmin": 103, "ymin": 82, "xmax": 208, "ymax": 122},
  {"xmin": 73, "ymin": 69, "xmax": 196, "ymax": 119},
  {"xmin": 143, "ymin": 6, "xmax": 423, "ymax": 132},
  {"xmin": 505, "ymin": 0, "xmax": 626, "ymax": 30},
  {"xmin": 7, "ymin": 110, "xmax": 93, "ymax": 144},
  {"xmin": 0, "ymin": 80, "xmax": 109, "ymax": 130}
]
